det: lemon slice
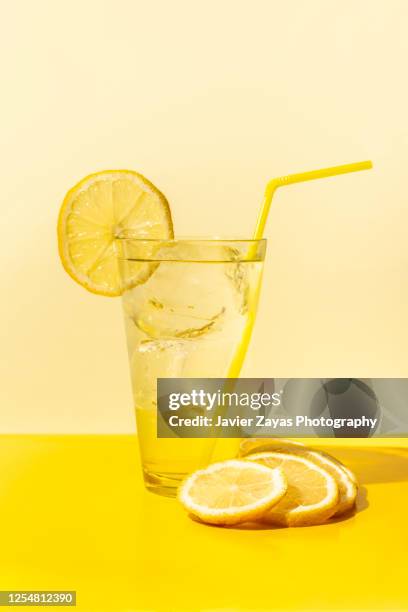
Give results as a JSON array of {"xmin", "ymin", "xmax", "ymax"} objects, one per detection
[
  {"xmin": 247, "ymin": 452, "xmax": 339, "ymax": 527},
  {"xmin": 306, "ymin": 450, "xmax": 357, "ymax": 516},
  {"xmin": 238, "ymin": 438, "xmax": 306, "ymax": 457},
  {"xmin": 58, "ymin": 170, "xmax": 173, "ymax": 296},
  {"xmin": 277, "ymin": 448, "xmax": 357, "ymax": 517},
  {"xmin": 178, "ymin": 459, "xmax": 287, "ymax": 525},
  {"xmin": 239, "ymin": 440, "xmax": 357, "ymax": 517}
]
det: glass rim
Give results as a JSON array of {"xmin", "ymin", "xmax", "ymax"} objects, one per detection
[
  {"xmin": 115, "ymin": 233, "xmax": 266, "ymax": 245},
  {"xmin": 116, "ymin": 235, "xmax": 266, "ymax": 263}
]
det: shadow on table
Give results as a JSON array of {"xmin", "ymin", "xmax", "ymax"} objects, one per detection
[{"xmin": 189, "ymin": 485, "xmax": 369, "ymax": 530}]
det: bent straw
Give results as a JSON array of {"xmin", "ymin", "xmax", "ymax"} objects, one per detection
[{"xmin": 254, "ymin": 160, "xmax": 373, "ymax": 240}]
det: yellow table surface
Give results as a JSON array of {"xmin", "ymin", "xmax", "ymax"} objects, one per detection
[{"xmin": 0, "ymin": 435, "xmax": 407, "ymax": 611}]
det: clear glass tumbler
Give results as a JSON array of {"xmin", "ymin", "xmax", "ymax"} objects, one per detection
[{"xmin": 117, "ymin": 236, "xmax": 266, "ymax": 496}]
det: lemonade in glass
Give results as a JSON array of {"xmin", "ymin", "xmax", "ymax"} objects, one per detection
[{"xmin": 118, "ymin": 237, "xmax": 266, "ymax": 495}]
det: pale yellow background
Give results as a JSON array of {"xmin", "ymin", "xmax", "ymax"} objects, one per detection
[{"xmin": 1, "ymin": 0, "xmax": 407, "ymax": 432}]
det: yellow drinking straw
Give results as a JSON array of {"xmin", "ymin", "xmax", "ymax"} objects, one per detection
[{"xmin": 254, "ymin": 160, "xmax": 373, "ymax": 239}]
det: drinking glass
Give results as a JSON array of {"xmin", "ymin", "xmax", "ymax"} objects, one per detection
[{"xmin": 117, "ymin": 236, "xmax": 266, "ymax": 496}]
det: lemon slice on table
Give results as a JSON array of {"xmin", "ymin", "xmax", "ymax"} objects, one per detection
[
  {"xmin": 58, "ymin": 170, "xmax": 173, "ymax": 296},
  {"xmin": 239, "ymin": 440, "xmax": 357, "ymax": 517},
  {"xmin": 247, "ymin": 452, "xmax": 339, "ymax": 527},
  {"xmin": 294, "ymin": 449, "xmax": 357, "ymax": 516},
  {"xmin": 238, "ymin": 438, "xmax": 306, "ymax": 456},
  {"xmin": 265, "ymin": 447, "xmax": 357, "ymax": 517},
  {"xmin": 178, "ymin": 460, "xmax": 287, "ymax": 526}
]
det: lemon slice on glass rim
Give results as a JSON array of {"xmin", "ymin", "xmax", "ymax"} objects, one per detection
[{"xmin": 57, "ymin": 170, "xmax": 174, "ymax": 296}]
